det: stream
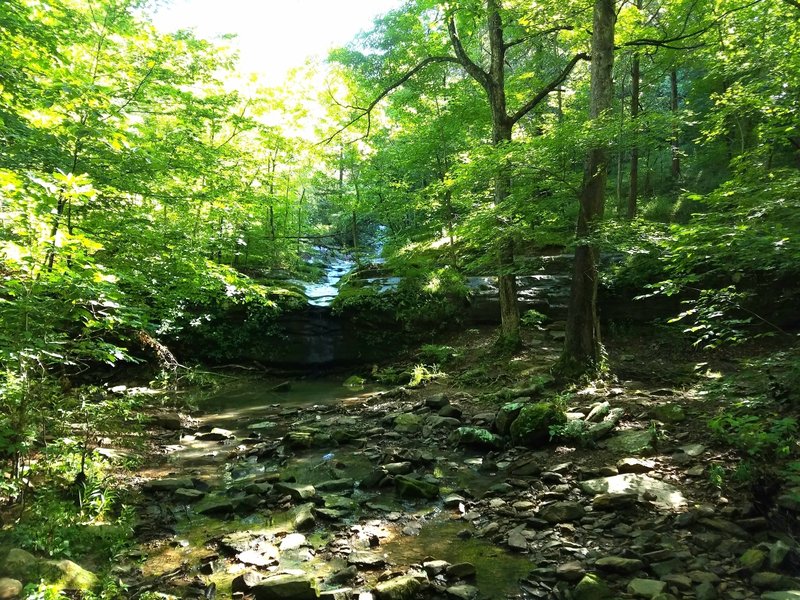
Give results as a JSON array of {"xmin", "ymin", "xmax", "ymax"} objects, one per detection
[{"xmin": 135, "ymin": 378, "xmax": 533, "ymax": 599}]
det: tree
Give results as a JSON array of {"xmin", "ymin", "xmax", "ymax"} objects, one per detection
[
  {"xmin": 561, "ymin": 0, "xmax": 616, "ymax": 374},
  {"xmin": 329, "ymin": 0, "xmax": 589, "ymax": 345}
]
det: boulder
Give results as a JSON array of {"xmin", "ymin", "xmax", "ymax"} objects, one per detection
[
  {"xmin": 626, "ymin": 578, "xmax": 666, "ymax": 598},
  {"xmin": 252, "ymin": 573, "xmax": 319, "ymax": 599},
  {"xmin": 232, "ymin": 571, "xmax": 266, "ymax": 593},
  {"xmin": 275, "ymin": 482, "xmax": 317, "ymax": 502},
  {"xmin": 198, "ymin": 427, "xmax": 234, "ymax": 441},
  {"xmin": 294, "ymin": 504, "xmax": 316, "ymax": 531},
  {"xmin": 445, "ymin": 585, "xmax": 479, "ymax": 600},
  {"xmin": 41, "ymin": 559, "xmax": 97, "ymax": 592},
  {"xmin": 395, "ymin": 475, "xmax": 439, "ymax": 500},
  {"xmin": 573, "ymin": 574, "xmax": 613, "ymax": 600},
  {"xmin": 509, "ymin": 402, "xmax": 566, "ymax": 447},
  {"xmin": 494, "ymin": 402, "xmax": 525, "ymax": 435},
  {"xmin": 580, "ymin": 474, "xmax": 686, "ymax": 509},
  {"xmin": 374, "ymin": 575, "xmax": 421, "ymax": 600},
  {"xmin": 394, "ymin": 413, "xmax": 424, "ymax": 433},
  {"xmin": 539, "ymin": 502, "xmax": 586, "ymax": 523},
  {"xmin": 0, "ymin": 549, "xmax": 38, "ymax": 581},
  {"xmin": 596, "ymin": 557, "xmax": 644, "ymax": 574},
  {"xmin": 0, "ymin": 578, "xmax": 22, "ymax": 600},
  {"xmin": 446, "ymin": 563, "xmax": 476, "ymax": 579},
  {"xmin": 650, "ymin": 403, "xmax": 686, "ymax": 423}
]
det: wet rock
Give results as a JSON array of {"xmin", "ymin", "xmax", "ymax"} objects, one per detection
[
  {"xmin": 316, "ymin": 479, "xmax": 354, "ymax": 493},
  {"xmin": 445, "ymin": 584, "xmax": 479, "ymax": 600},
  {"xmin": 198, "ymin": 427, "xmax": 234, "ymax": 441},
  {"xmin": 232, "ymin": 571, "xmax": 265, "ymax": 593},
  {"xmin": 320, "ymin": 589, "xmax": 353, "ymax": 600},
  {"xmin": 509, "ymin": 402, "xmax": 566, "ymax": 447},
  {"xmin": 573, "ymin": 574, "xmax": 612, "ymax": 600},
  {"xmin": 348, "ymin": 551, "xmax": 385, "ymax": 568},
  {"xmin": 539, "ymin": 501, "xmax": 586, "ymax": 523},
  {"xmin": 383, "ymin": 462, "xmax": 413, "ymax": 476},
  {"xmin": 275, "ymin": 482, "xmax": 317, "ymax": 502},
  {"xmin": 580, "ymin": 474, "xmax": 686, "ymax": 509},
  {"xmin": 0, "ymin": 578, "xmax": 22, "ymax": 599},
  {"xmin": 280, "ymin": 534, "xmax": 308, "ymax": 551},
  {"xmin": 450, "ymin": 427, "xmax": 502, "ymax": 450},
  {"xmin": 326, "ymin": 566, "xmax": 357, "ymax": 585},
  {"xmin": 508, "ymin": 456, "xmax": 542, "ymax": 476},
  {"xmin": 445, "ymin": 562, "xmax": 476, "ymax": 580},
  {"xmin": 617, "ymin": 458, "xmax": 655, "ymax": 474},
  {"xmin": 394, "ymin": 413, "xmax": 423, "ymax": 433},
  {"xmin": 196, "ymin": 497, "xmax": 235, "ymax": 516},
  {"xmin": 762, "ymin": 593, "xmax": 800, "ymax": 599},
  {"xmin": 144, "ymin": 477, "xmax": 195, "ymax": 492},
  {"xmin": 237, "ymin": 550, "xmax": 275, "ymax": 567},
  {"xmin": 556, "ymin": 561, "xmax": 585, "ymax": 582},
  {"xmin": 606, "ymin": 430, "xmax": 655, "ymax": 455},
  {"xmin": 696, "ymin": 581, "xmax": 718, "ymax": 600},
  {"xmin": 596, "ymin": 557, "xmax": 644, "ymax": 574},
  {"xmin": 650, "ymin": 559, "xmax": 683, "ymax": 577},
  {"xmin": 374, "ymin": 575, "xmax": 421, "ymax": 600},
  {"xmin": 626, "ymin": 578, "xmax": 666, "ymax": 598},
  {"xmin": 252, "ymin": 573, "xmax": 318, "ymax": 599},
  {"xmin": 662, "ymin": 574, "xmax": 693, "ymax": 591},
  {"xmin": 423, "ymin": 560, "xmax": 450, "ymax": 576},
  {"xmin": 175, "ymin": 488, "xmax": 206, "ymax": 502},
  {"xmin": 294, "ymin": 504, "xmax": 316, "ymax": 531},
  {"xmin": 395, "ymin": 475, "xmax": 439, "ymax": 500},
  {"xmin": 443, "ymin": 493, "xmax": 466, "ymax": 509},
  {"xmin": 592, "ymin": 492, "xmax": 637, "ymax": 511}
]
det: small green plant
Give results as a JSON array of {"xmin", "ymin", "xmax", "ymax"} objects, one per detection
[
  {"xmin": 520, "ymin": 309, "xmax": 548, "ymax": 328},
  {"xmin": 708, "ymin": 412, "xmax": 798, "ymax": 458},
  {"xmin": 407, "ymin": 364, "xmax": 446, "ymax": 388},
  {"xmin": 708, "ymin": 464, "xmax": 725, "ymax": 488},
  {"xmin": 419, "ymin": 344, "xmax": 456, "ymax": 365}
]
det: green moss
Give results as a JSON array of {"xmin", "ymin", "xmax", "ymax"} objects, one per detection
[{"xmin": 509, "ymin": 402, "xmax": 566, "ymax": 447}]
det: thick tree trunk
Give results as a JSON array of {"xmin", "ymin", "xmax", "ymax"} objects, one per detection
[{"xmin": 563, "ymin": 0, "xmax": 615, "ymax": 373}]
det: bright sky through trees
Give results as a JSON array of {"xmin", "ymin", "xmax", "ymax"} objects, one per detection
[{"xmin": 151, "ymin": 0, "xmax": 402, "ymax": 85}]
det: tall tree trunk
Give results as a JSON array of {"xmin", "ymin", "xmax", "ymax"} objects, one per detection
[
  {"xmin": 670, "ymin": 68, "xmax": 681, "ymax": 180},
  {"xmin": 563, "ymin": 0, "xmax": 615, "ymax": 373},
  {"xmin": 627, "ymin": 25, "xmax": 641, "ymax": 219}
]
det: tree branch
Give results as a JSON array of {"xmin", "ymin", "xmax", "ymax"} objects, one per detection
[
  {"xmin": 504, "ymin": 25, "xmax": 575, "ymax": 50},
  {"xmin": 447, "ymin": 17, "xmax": 491, "ymax": 91},
  {"xmin": 509, "ymin": 53, "xmax": 589, "ymax": 125},
  {"xmin": 319, "ymin": 55, "xmax": 461, "ymax": 145}
]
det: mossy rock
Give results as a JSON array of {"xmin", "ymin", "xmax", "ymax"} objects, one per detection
[
  {"xmin": 395, "ymin": 475, "xmax": 440, "ymax": 500},
  {"xmin": 41, "ymin": 559, "xmax": 98, "ymax": 592},
  {"xmin": 495, "ymin": 402, "xmax": 525, "ymax": 435},
  {"xmin": 343, "ymin": 375, "xmax": 366, "ymax": 387},
  {"xmin": 0, "ymin": 548, "xmax": 38, "ymax": 581},
  {"xmin": 651, "ymin": 403, "xmax": 686, "ymax": 423},
  {"xmin": 573, "ymin": 573, "xmax": 613, "ymax": 600},
  {"xmin": 450, "ymin": 427, "xmax": 503, "ymax": 450},
  {"xmin": 509, "ymin": 402, "xmax": 566, "ymax": 447}
]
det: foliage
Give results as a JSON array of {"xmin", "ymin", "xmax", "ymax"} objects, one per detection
[
  {"xmin": 419, "ymin": 344, "xmax": 457, "ymax": 365},
  {"xmin": 407, "ymin": 364, "xmax": 446, "ymax": 388}
]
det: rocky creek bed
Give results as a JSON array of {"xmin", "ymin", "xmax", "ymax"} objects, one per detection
[{"xmin": 2, "ymin": 346, "xmax": 799, "ymax": 600}]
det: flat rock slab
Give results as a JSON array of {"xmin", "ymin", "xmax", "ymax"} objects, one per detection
[
  {"xmin": 762, "ymin": 593, "xmax": 800, "ymax": 599},
  {"xmin": 252, "ymin": 573, "xmax": 318, "ymax": 600},
  {"xmin": 275, "ymin": 482, "xmax": 317, "ymax": 502},
  {"xmin": 580, "ymin": 474, "xmax": 686, "ymax": 509},
  {"xmin": 348, "ymin": 551, "xmax": 386, "ymax": 568},
  {"xmin": 606, "ymin": 430, "xmax": 655, "ymax": 454},
  {"xmin": 627, "ymin": 578, "xmax": 666, "ymax": 598}
]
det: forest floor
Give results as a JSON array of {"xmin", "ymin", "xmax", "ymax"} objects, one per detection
[
  {"xmin": 2, "ymin": 324, "xmax": 799, "ymax": 600},
  {"xmin": 113, "ymin": 323, "xmax": 800, "ymax": 600}
]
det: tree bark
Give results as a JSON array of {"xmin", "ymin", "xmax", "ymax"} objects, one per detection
[{"xmin": 563, "ymin": 0, "xmax": 615, "ymax": 373}]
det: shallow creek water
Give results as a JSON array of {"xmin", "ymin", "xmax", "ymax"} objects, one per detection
[{"xmin": 137, "ymin": 378, "xmax": 533, "ymax": 599}]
